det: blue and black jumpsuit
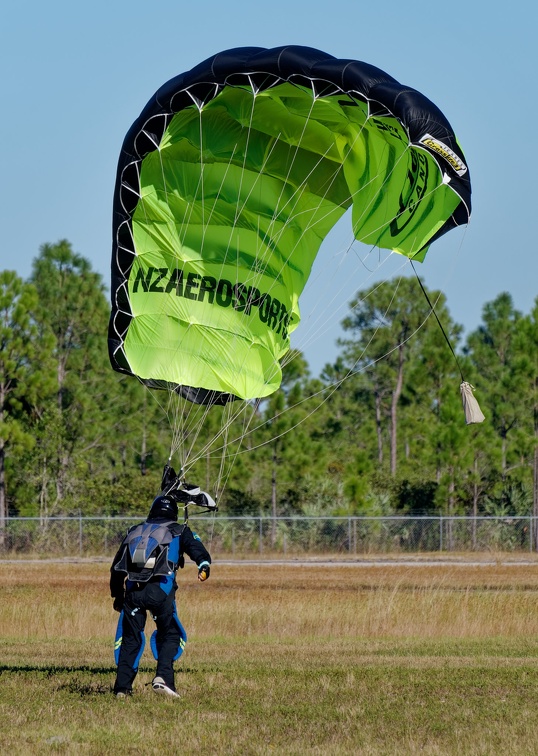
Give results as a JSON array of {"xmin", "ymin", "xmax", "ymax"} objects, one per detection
[{"xmin": 110, "ymin": 518, "xmax": 211, "ymax": 694}]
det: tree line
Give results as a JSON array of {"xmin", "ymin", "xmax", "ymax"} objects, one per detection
[{"xmin": 1, "ymin": 240, "xmax": 537, "ymax": 526}]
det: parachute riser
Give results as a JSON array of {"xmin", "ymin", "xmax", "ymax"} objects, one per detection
[
  {"xmin": 160, "ymin": 461, "xmax": 218, "ymax": 524},
  {"xmin": 182, "ymin": 497, "xmax": 219, "ymax": 524}
]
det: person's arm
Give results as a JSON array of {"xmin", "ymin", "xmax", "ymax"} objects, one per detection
[
  {"xmin": 110, "ymin": 543, "xmax": 127, "ymax": 610},
  {"xmin": 180, "ymin": 525, "xmax": 212, "ymax": 581}
]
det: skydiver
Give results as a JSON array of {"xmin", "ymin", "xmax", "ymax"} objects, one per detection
[{"xmin": 110, "ymin": 485, "xmax": 212, "ymax": 698}]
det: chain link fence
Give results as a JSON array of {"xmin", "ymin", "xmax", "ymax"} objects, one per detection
[{"xmin": 0, "ymin": 515, "xmax": 537, "ymax": 558}]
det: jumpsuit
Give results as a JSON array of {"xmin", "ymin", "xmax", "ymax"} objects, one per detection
[{"xmin": 110, "ymin": 517, "xmax": 211, "ymax": 694}]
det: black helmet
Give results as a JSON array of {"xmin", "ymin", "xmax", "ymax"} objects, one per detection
[{"xmin": 148, "ymin": 494, "xmax": 179, "ymax": 521}]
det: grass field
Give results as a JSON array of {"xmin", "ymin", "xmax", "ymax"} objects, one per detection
[{"xmin": 1, "ymin": 559, "xmax": 538, "ymax": 755}]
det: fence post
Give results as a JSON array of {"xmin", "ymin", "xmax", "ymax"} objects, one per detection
[
  {"xmin": 79, "ymin": 514, "xmax": 83, "ymax": 555},
  {"xmin": 259, "ymin": 517, "xmax": 263, "ymax": 554},
  {"xmin": 439, "ymin": 516, "xmax": 443, "ymax": 552}
]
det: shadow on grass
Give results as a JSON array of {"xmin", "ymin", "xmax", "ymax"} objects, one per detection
[
  {"xmin": 0, "ymin": 664, "xmax": 199, "ymax": 674},
  {"xmin": 0, "ymin": 664, "xmax": 116, "ymax": 675},
  {"xmin": 0, "ymin": 664, "xmax": 200, "ymax": 697},
  {"xmin": 0, "ymin": 664, "xmax": 197, "ymax": 697}
]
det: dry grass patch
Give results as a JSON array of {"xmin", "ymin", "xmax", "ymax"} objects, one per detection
[{"xmin": 3, "ymin": 560, "xmax": 538, "ymax": 643}]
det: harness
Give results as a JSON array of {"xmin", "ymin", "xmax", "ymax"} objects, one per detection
[{"xmin": 114, "ymin": 520, "xmax": 185, "ymax": 583}]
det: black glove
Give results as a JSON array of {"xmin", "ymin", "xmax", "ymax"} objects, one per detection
[
  {"xmin": 198, "ymin": 563, "xmax": 210, "ymax": 582},
  {"xmin": 113, "ymin": 595, "xmax": 124, "ymax": 612}
]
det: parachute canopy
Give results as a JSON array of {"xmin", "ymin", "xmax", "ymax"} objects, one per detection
[{"xmin": 108, "ymin": 45, "xmax": 471, "ymax": 404}]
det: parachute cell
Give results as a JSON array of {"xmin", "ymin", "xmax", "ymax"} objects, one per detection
[{"xmin": 108, "ymin": 46, "xmax": 471, "ymax": 403}]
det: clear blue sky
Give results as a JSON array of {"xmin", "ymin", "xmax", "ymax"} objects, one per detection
[{"xmin": 2, "ymin": 0, "xmax": 536, "ymax": 376}]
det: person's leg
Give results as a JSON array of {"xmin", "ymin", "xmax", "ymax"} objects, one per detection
[
  {"xmin": 151, "ymin": 590, "xmax": 181, "ymax": 691},
  {"xmin": 114, "ymin": 596, "xmax": 147, "ymax": 694}
]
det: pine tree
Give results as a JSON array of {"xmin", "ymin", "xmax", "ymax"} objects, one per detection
[
  {"xmin": 511, "ymin": 298, "xmax": 538, "ymax": 538},
  {"xmin": 339, "ymin": 276, "xmax": 446, "ymax": 477},
  {"xmin": 466, "ymin": 293, "xmax": 528, "ymax": 500},
  {"xmin": 29, "ymin": 240, "xmax": 112, "ymax": 513},
  {"xmin": 0, "ymin": 271, "xmax": 55, "ymax": 531}
]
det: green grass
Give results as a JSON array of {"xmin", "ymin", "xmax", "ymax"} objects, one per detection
[{"xmin": 1, "ymin": 562, "xmax": 538, "ymax": 754}]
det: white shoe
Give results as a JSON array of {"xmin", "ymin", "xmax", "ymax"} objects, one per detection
[
  {"xmin": 152, "ymin": 676, "xmax": 180, "ymax": 698},
  {"xmin": 114, "ymin": 690, "xmax": 131, "ymax": 700}
]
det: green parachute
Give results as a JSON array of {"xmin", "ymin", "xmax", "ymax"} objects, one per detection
[{"xmin": 109, "ymin": 46, "xmax": 471, "ymax": 405}]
